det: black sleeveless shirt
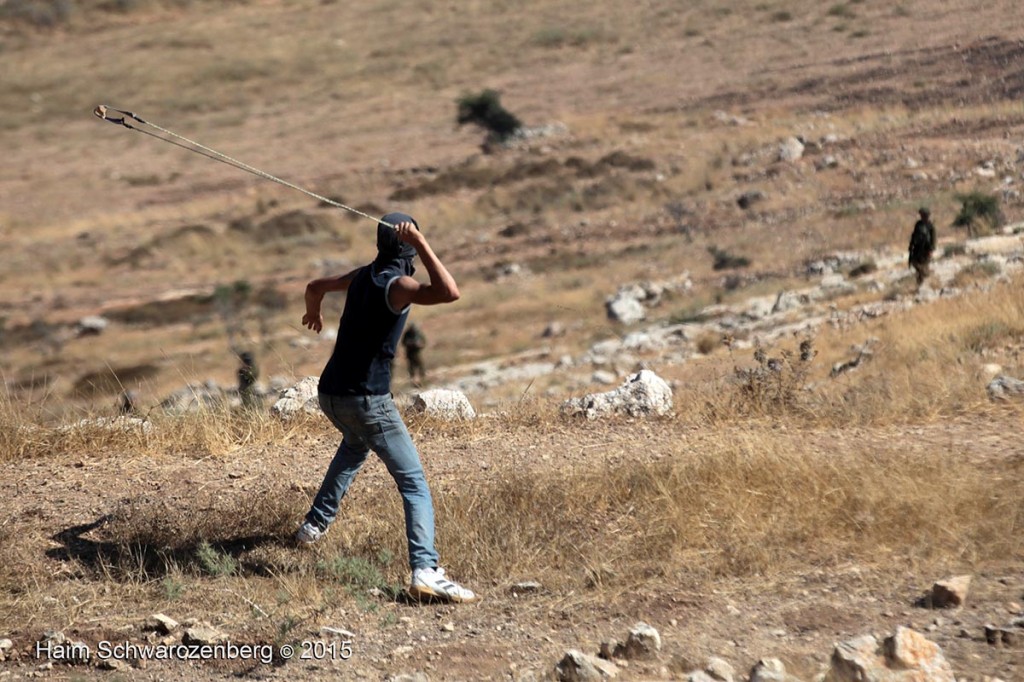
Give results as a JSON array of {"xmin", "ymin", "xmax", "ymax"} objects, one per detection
[{"xmin": 318, "ymin": 264, "xmax": 409, "ymax": 396}]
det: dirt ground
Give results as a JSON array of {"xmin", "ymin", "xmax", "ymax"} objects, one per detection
[
  {"xmin": 3, "ymin": 1, "xmax": 1024, "ymax": 680},
  {"xmin": 1, "ymin": 413, "xmax": 1022, "ymax": 681}
]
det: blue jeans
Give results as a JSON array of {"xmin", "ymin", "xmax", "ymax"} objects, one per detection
[{"xmin": 307, "ymin": 392, "xmax": 439, "ymax": 570}]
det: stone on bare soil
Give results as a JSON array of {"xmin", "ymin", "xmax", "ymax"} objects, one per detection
[
  {"xmin": 144, "ymin": 613, "xmax": 179, "ymax": 635},
  {"xmin": 686, "ymin": 672, "xmax": 717, "ymax": 682},
  {"xmin": 75, "ymin": 315, "xmax": 109, "ymax": 337},
  {"xmin": 409, "ymin": 389, "xmax": 476, "ymax": 420},
  {"xmin": 555, "ymin": 650, "xmax": 619, "ymax": 681},
  {"xmin": 704, "ymin": 656, "xmax": 734, "ymax": 682},
  {"xmin": 987, "ymin": 375, "xmax": 1024, "ymax": 401},
  {"xmin": 562, "ymin": 370, "xmax": 673, "ymax": 419},
  {"xmin": 509, "ymin": 581, "xmax": 542, "ymax": 595},
  {"xmin": 598, "ymin": 639, "xmax": 619, "ymax": 660},
  {"xmin": 270, "ymin": 376, "xmax": 321, "ymax": 419},
  {"xmin": 985, "ymin": 624, "xmax": 1019, "ymax": 648},
  {"xmin": 606, "ymin": 293, "xmax": 646, "ymax": 325},
  {"xmin": 182, "ymin": 626, "xmax": 229, "ymax": 646},
  {"xmin": 778, "ymin": 137, "xmax": 805, "ymax": 162},
  {"xmin": 96, "ymin": 657, "xmax": 128, "ymax": 671},
  {"xmin": 823, "ymin": 627, "xmax": 954, "ymax": 682},
  {"xmin": 748, "ymin": 658, "xmax": 793, "ymax": 682},
  {"xmin": 616, "ymin": 621, "xmax": 661, "ymax": 660},
  {"xmin": 930, "ymin": 575, "xmax": 971, "ymax": 608}
]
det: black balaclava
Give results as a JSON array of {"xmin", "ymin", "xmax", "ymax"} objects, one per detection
[{"xmin": 372, "ymin": 212, "xmax": 418, "ymax": 281}]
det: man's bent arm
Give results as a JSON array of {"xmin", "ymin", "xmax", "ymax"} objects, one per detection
[
  {"xmin": 389, "ymin": 222, "xmax": 460, "ymax": 309},
  {"xmin": 303, "ymin": 269, "xmax": 359, "ymax": 333}
]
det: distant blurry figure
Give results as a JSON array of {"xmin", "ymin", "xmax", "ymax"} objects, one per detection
[
  {"xmin": 908, "ymin": 207, "xmax": 936, "ymax": 288},
  {"xmin": 402, "ymin": 323, "xmax": 428, "ymax": 386},
  {"xmin": 237, "ymin": 351, "xmax": 260, "ymax": 409},
  {"xmin": 118, "ymin": 390, "xmax": 138, "ymax": 415}
]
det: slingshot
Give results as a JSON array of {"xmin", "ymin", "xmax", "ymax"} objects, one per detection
[{"xmin": 93, "ymin": 104, "xmax": 395, "ymax": 228}]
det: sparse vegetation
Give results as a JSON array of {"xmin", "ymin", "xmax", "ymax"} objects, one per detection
[
  {"xmin": 456, "ymin": 89, "xmax": 523, "ymax": 146},
  {"xmin": 953, "ymin": 191, "xmax": 1004, "ymax": 237},
  {"xmin": 3, "ymin": 1, "xmax": 1024, "ymax": 678},
  {"xmin": 708, "ymin": 245, "xmax": 752, "ymax": 270}
]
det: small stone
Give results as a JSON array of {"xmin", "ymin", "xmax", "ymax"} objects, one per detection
[
  {"xmin": 0, "ymin": 638, "xmax": 12, "ymax": 652},
  {"xmin": 930, "ymin": 575, "xmax": 971, "ymax": 608},
  {"xmin": 96, "ymin": 657, "xmax": 127, "ymax": 671},
  {"xmin": 705, "ymin": 656, "xmax": 735, "ymax": 682},
  {"xmin": 555, "ymin": 650, "xmax": 618, "ymax": 681},
  {"xmin": 182, "ymin": 626, "xmax": 228, "ymax": 646},
  {"xmin": 748, "ymin": 658, "xmax": 787, "ymax": 682},
  {"xmin": 441, "ymin": 623, "xmax": 455, "ymax": 633},
  {"xmin": 510, "ymin": 581, "xmax": 542, "ymax": 595},
  {"xmin": 599, "ymin": 640, "xmax": 619, "ymax": 660},
  {"xmin": 1000, "ymin": 628, "xmax": 1019, "ymax": 647},
  {"xmin": 618, "ymin": 622, "xmax": 661, "ymax": 660},
  {"xmin": 687, "ymin": 672, "xmax": 716, "ymax": 682},
  {"xmin": 145, "ymin": 613, "xmax": 179, "ymax": 635},
  {"xmin": 320, "ymin": 626, "xmax": 356, "ymax": 638}
]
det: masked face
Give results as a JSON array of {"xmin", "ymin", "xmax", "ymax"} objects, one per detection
[{"xmin": 374, "ymin": 212, "xmax": 418, "ymax": 277}]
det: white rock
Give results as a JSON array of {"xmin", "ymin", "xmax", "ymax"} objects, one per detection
[
  {"xmin": 75, "ymin": 315, "xmax": 109, "ymax": 336},
  {"xmin": 748, "ymin": 658, "xmax": 790, "ymax": 682},
  {"xmin": 182, "ymin": 626, "xmax": 228, "ymax": 646},
  {"xmin": 778, "ymin": 137, "xmax": 805, "ymax": 162},
  {"xmin": 270, "ymin": 376, "xmax": 321, "ymax": 418},
  {"xmin": 982, "ymin": 363, "xmax": 1003, "ymax": 377},
  {"xmin": 686, "ymin": 672, "xmax": 716, "ymax": 682},
  {"xmin": 145, "ymin": 613, "xmax": 179, "ymax": 634},
  {"xmin": 619, "ymin": 622, "xmax": 661, "ymax": 659},
  {"xmin": 555, "ymin": 649, "xmax": 619, "ymax": 681},
  {"xmin": 562, "ymin": 370, "xmax": 673, "ymax": 419},
  {"xmin": 705, "ymin": 656, "xmax": 734, "ymax": 682},
  {"xmin": 606, "ymin": 295, "xmax": 646, "ymax": 325},
  {"xmin": 410, "ymin": 389, "xmax": 476, "ymax": 420}
]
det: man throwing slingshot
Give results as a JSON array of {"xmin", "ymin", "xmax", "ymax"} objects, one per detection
[{"xmin": 295, "ymin": 212, "xmax": 478, "ymax": 604}]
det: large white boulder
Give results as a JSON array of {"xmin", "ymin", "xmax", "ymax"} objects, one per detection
[
  {"xmin": 409, "ymin": 389, "xmax": 476, "ymax": 420},
  {"xmin": 270, "ymin": 376, "xmax": 321, "ymax": 418},
  {"xmin": 562, "ymin": 370, "xmax": 673, "ymax": 419}
]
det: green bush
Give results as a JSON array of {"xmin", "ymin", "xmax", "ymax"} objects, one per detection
[
  {"xmin": 953, "ymin": 191, "xmax": 1003, "ymax": 237},
  {"xmin": 456, "ymin": 90, "xmax": 523, "ymax": 144},
  {"xmin": 195, "ymin": 541, "xmax": 238, "ymax": 577},
  {"xmin": 708, "ymin": 245, "xmax": 751, "ymax": 271}
]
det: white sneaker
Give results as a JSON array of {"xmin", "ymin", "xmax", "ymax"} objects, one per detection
[
  {"xmin": 294, "ymin": 521, "xmax": 327, "ymax": 545},
  {"xmin": 409, "ymin": 567, "xmax": 479, "ymax": 604}
]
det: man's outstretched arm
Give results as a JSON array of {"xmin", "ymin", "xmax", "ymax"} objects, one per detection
[
  {"xmin": 303, "ymin": 269, "xmax": 359, "ymax": 333},
  {"xmin": 388, "ymin": 221, "xmax": 460, "ymax": 309}
]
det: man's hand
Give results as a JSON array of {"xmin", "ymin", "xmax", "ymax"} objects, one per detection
[
  {"xmin": 302, "ymin": 311, "xmax": 324, "ymax": 334},
  {"xmin": 395, "ymin": 220, "xmax": 426, "ymax": 250}
]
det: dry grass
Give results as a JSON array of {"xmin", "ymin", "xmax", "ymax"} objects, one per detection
[
  {"xmin": 0, "ymin": 398, "xmax": 319, "ymax": 461},
  {"xmin": 3, "ymin": 4, "xmax": 1024, "ymax": 674},
  {"xmin": 4, "ymin": 408, "xmax": 1020, "ymax": 637}
]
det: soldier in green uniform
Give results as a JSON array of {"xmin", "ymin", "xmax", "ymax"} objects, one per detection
[
  {"xmin": 908, "ymin": 207, "xmax": 937, "ymax": 288},
  {"xmin": 402, "ymin": 323, "xmax": 428, "ymax": 386}
]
